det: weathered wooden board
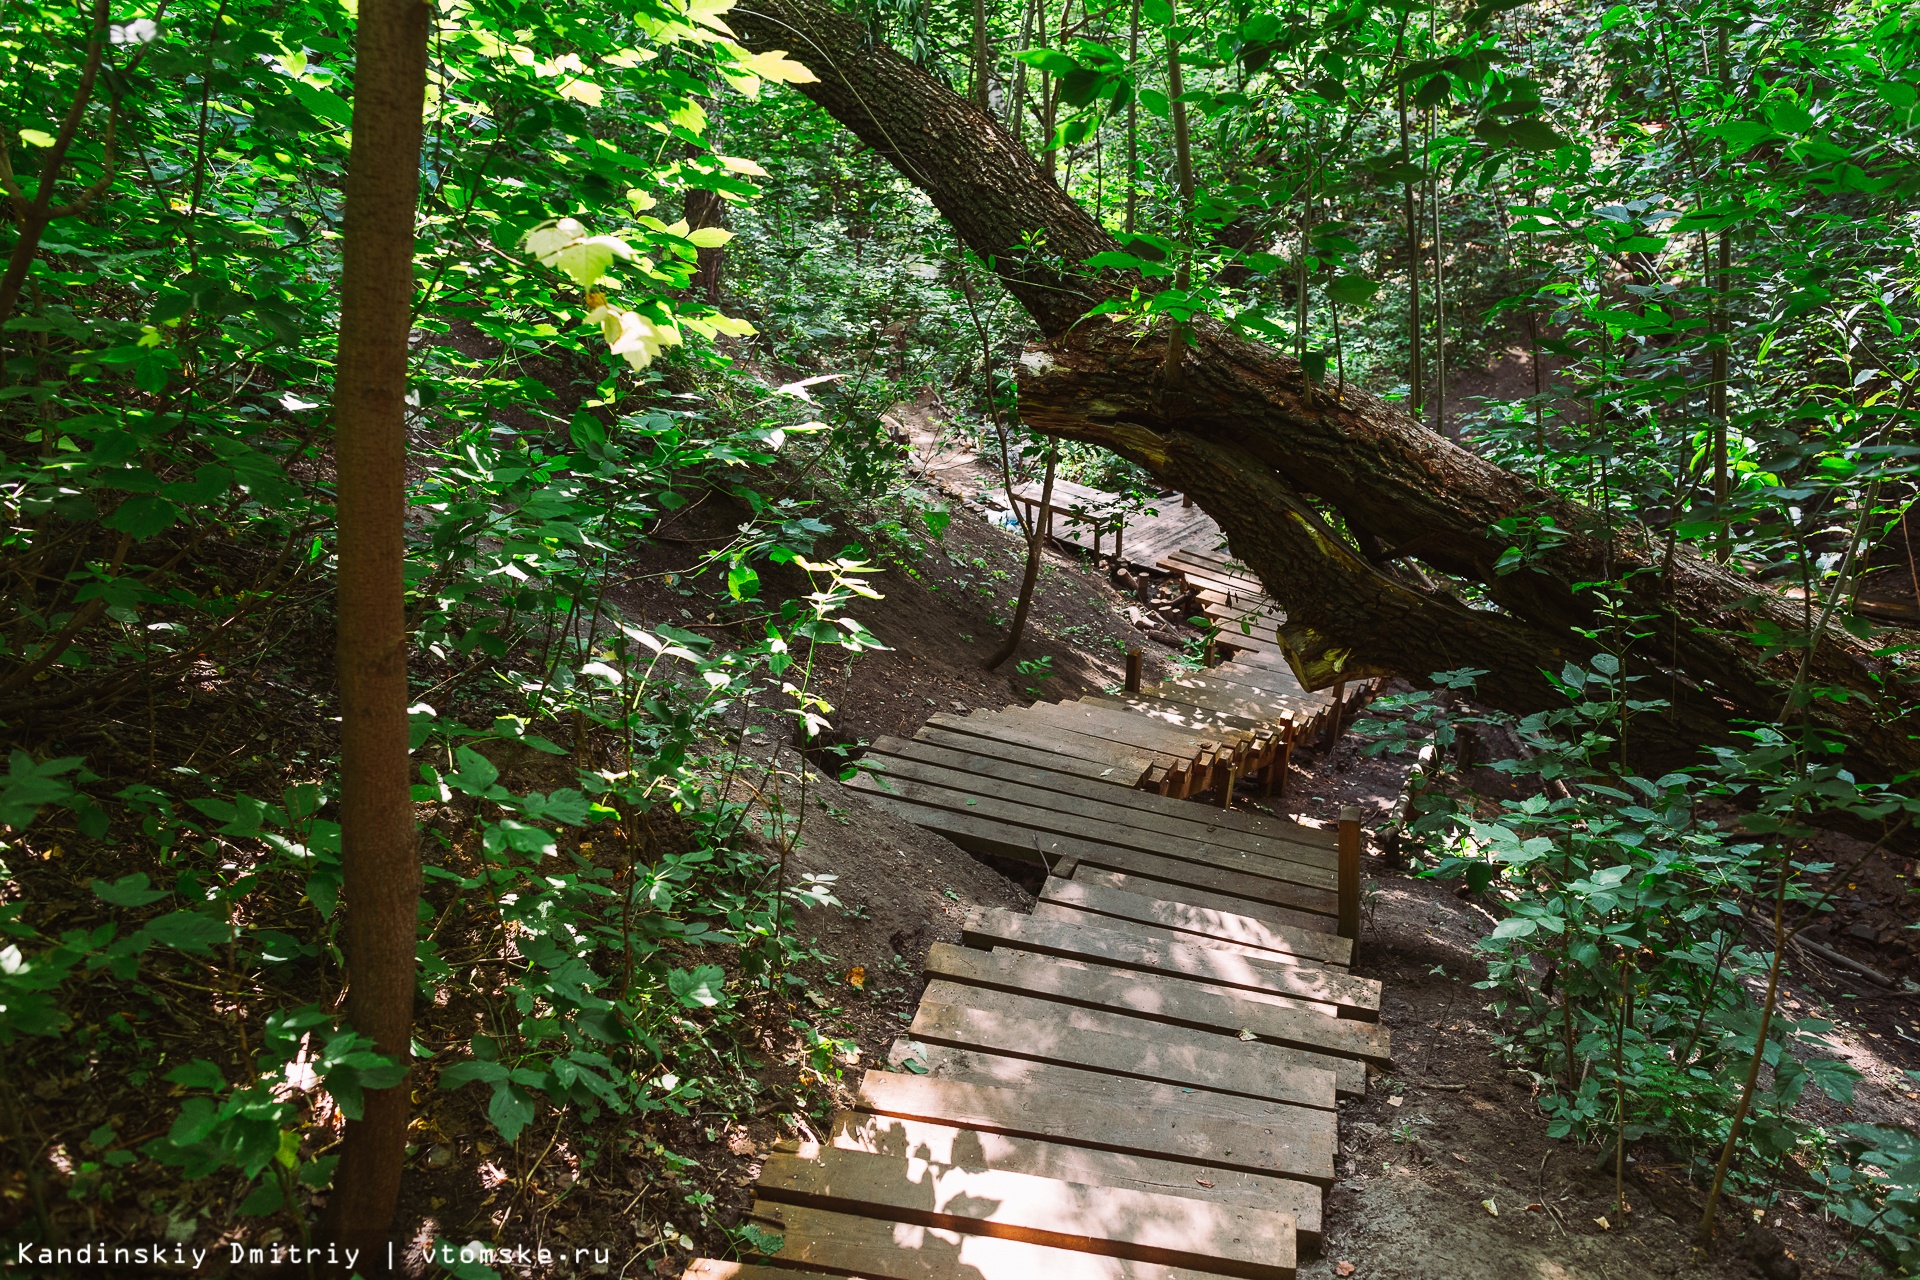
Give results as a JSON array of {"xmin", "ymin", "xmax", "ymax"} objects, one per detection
[
  {"xmin": 911, "ymin": 984, "xmax": 1358, "ymax": 1101},
  {"xmin": 856, "ymin": 750, "xmax": 1338, "ymax": 887},
  {"xmin": 746, "ymin": 1202, "xmax": 1260, "ymax": 1280},
  {"xmin": 925, "ymin": 711, "xmax": 1156, "ymax": 776},
  {"xmin": 846, "ymin": 774, "xmax": 1339, "ymax": 915},
  {"xmin": 1029, "ymin": 902, "xmax": 1338, "ymax": 970},
  {"xmin": 1072, "ymin": 866, "xmax": 1337, "ymax": 931},
  {"xmin": 883, "ymin": 734, "xmax": 1337, "ymax": 856},
  {"xmin": 886, "ymin": 1037, "xmax": 1313, "ymax": 1121},
  {"xmin": 757, "ymin": 1146, "xmax": 1298, "ymax": 1280},
  {"xmin": 828, "ymin": 1112, "xmax": 1326, "ymax": 1247},
  {"xmin": 1081, "ymin": 693, "xmax": 1276, "ymax": 736},
  {"xmin": 925, "ymin": 944, "xmax": 1390, "ymax": 1066},
  {"xmin": 682, "ymin": 1261, "xmax": 843, "ymax": 1280},
  {"xmin": 907, "ymin": 725, "xmax": 1152, "ymax": 786},
  {"xmin": 856, "ymin": 1070, "xmax": 1338, "ymax": 1182},
  {"xmin": 1039, "ymin": 878, "xmax": 1351, "ymax": 966},
  {"xmin": 1017, "ymin": 701, "xmax": 1252, "ymax": 757},
  {"xmin": 961, "ymin": 908, "xmax": 1381, "ymax": 1019}
]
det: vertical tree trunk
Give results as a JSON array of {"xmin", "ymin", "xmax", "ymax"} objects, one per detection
[
  {"xmin": 987, "ymin": 442, "xmax": 1059, "ymax": 670},
  {"xmin": 324, "ymin": 0, "xmax": 431, "ymax": 1264},
  {"xmin": 1123, "ymin": 0, "xmax": 1140, "ymax": 235},
  {"xmin": 972, "ymin": 0, "xmax": 992, "ymax": 113},
  {"xmin": 1164, "ymin": 0, "xmax": 1193, "ymax": 380},
  {"xmin": 1398, "ymin": 81, "xmax": 1423, "ymax": 419}
]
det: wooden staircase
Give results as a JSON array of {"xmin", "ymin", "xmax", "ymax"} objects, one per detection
[{"xmin": 683, "ymin": 639, "xmax": 1388, "ymax": 1280}]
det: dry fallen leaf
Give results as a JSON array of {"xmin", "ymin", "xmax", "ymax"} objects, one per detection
[
  {"xmin": 1450, "ymin": 1152, "xmax": 1469, "ymax": 1163},
  {"xmin": 1387, "ymin": 1096, "xmax": 1404, "ymax": 1107},
  {"xmin": 1195, "ymin": 1177, "xmax": 1215, "ymax": 1189},
  {"xmin": 1335, "ymin": 1263, "xmax": 1357, "ymax": 1277},
  {"xmin": 1482, "ymin": 1199, "xmax": 1498, "ymax": 1217},
  {"xmin": 1594, "ymin": 1216, "xmax": 1611, "ymax": 1231},
  {"xmin": 1237, "ymin": 1028, "xmax": 1257, "ymax": 1041},
  {"xmin": 1525, "ymin": 1203, "xmax": 1544, "ymax": 1213},
  {"xmin": 846, "ymin": 966, "xmax": 865, "ymax": 989}
]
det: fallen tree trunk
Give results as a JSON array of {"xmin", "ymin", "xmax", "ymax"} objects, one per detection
[{"xmin": 730, "ymin": 0, "xmax": 1919, "ymax": 780}]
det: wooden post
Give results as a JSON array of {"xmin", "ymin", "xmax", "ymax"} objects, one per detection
[
  {"xmin": 1321, "ymin": 678, "xmax": 1347, "ymax": 748},
  {"xmin": 1113, "ymin": 517, "xmax": 1124, "ymax": 566},
  {"xmin": 1263, "ymin": 718, "xmax": 1293, "ymax": 798},
  {"xmin": 1203, "ymin": 635, "xmax": 1217, "ymax": 667},
  {"xmin": 1338, "ymin": 804, "xmax": 1362, "ymax": 945},
  {"xmin": 1124, "ymin": 647, "xmax": 1143, "ymax": 693},
  {"xmin": 1183, "ymin": 492, "xmax": 1194, "ymax": 508},
  {"xmin": 1218, "ymin": 759, "xmax": 1238, "ymax": 808}
]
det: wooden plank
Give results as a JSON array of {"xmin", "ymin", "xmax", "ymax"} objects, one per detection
[
  {"xmin": 1029, "ymin": 902, "xmax": 1334, "ymax": 969},
  {"xmin": 925, "ymin": 943, "xmax": 1390, "ymax": 1067},
  {"xmin": 1126, "ymin": 682, "xmax": 1301, "ymax": 725},
  {"xmin": 911, "ymin": 985, "xmax": 1357, "ymax": 1102},
  {"xmin": 856, "ymin": 1070, "xmax": 1337, "ymax": 1182},
  {"xmin": 965, "ymin": 708, "xmax": 1213, "ymax": 776},
  {"xmin": 828, "ymin": 1112, "xmax": 1325, "ymax": 1248},
  {"xmin": 907, "ymin": 725, "xmax": 1151, "ymax": 786},
  {"xmin": 757, "ymin": 1146, "xmax": 1298, "ymax": 1280},
  {"xmin": 887, "ymin": 1037, "xmax": 1317, "ymax": 1120},
  {"xmin": 926, "ymin": 712, "xmax": 1155, "ymax": 775},
  {"xmin": 844, "ymin": 786, "xmax": 1328, "ymax": 897},
  {"xmin": 1024, "ymin": 700, "xmax": 1254, "ymax": 755},
  {"xmin": 1081, "ymin": 693, "xmax": 1278, "ymax": 737},
  {"xmin": 845, "ymin": 772, "xmax": 1339, "ymax": 914},
  {"xmin": 1039, "ymin": 878, "xmax": 1351, "ymax": 966},
  {"xmin": 858, "ymin": 748, "xmax": 1338, "ymax": 883},
  {"xmin": 746, "ymin": 1202, "xmax": 1256, "ymax": 1280},
  {"xmin": 1072, "ymin": 866, "xmax": 1336, "ymax": 932},
  {"xmin": 961, "ymin": 908, "xmax": 1381, "ymax": 1020},
  {"xmin": 884, "ymin": 733, "xmax": 1335, "ymax": 855}
]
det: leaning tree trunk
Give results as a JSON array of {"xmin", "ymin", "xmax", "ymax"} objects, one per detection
[
  {"xmin": 727, "ymin": 0, "xmax": 1919, "ymax": 781},
  {"xmin": 324, "ymin": 0, "xmax": 431, "ymax": 1266}
]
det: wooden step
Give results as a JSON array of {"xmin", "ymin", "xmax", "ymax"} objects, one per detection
[
  {"xmin": 1072, "ymin": 866, "xmax": 1336, "ymax": 931},
  {"xmin": 926, "ymin": 944, "xmax": 1389, "ymax": 1067},
  {"xmin": 744, "ymin": 1202, "xmax": 1260, "ymax": 1279},
  {"xmin": 1041, "ymin": 878, "xmax": 1351, "ymax": 966},
  {"xmin": 925, "ymin": 711, "xmax": 1156, "ymax": 778},
  {"xmin": 855, "ymin": 1070, "xmax": 1337, "ymax": 1183},
  {"xmin": 962, "ymin": 908, "xmax": 1381, "ymax": 1020},
  {"xmin": 847, "ymin": 780, "xmax": 1339, "ymax": 918},
  {"xmin": 857, "ymin": 748, "xmax": 1338, "ymax": 884},
  {"xmin": 828, "ymin": 1112, "xmax": 1326, "ymax": 1248},
  {"xmin": 757, "ymin": 1146, "xmax": 1298, "ymax": 1280},
  {"xmin": 911, "ymin": 984, "xmax": 1359, "ymax": 1100},
  {"xmin": 911, "ymin": 723, "xmax": 1154, "ymax": 787},
  {"xmin": 886, "ymin": 1038, "xmax": 1311, "ymax": 1121},
  {"xmin": 884, "ymin": 733, "xmax": 1337, "ymax": 855}
]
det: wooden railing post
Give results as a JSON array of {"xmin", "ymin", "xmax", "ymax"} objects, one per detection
[
  {"xmin": 1338, "ymin": 805, "xmax": 1362, "ymax": 946},
  {"xmin": 1124, "ymin": 648, "xmax": 1143, "ymax": 693}
]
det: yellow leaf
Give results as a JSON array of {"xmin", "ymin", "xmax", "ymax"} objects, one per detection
[
  {"xmin": 718, "ymin": 67, "xmax": 761, "ymax": 98},
  {"xmin": 558, "ymin": 78, "xmax": 603, "ymax": 106},
  {"xmin": 846, "ymin": 966, "xmax": 865, "ymax": 989},
  {"xmin": 736, "ymin": 48, "xmax": 818, "ymax": 84},
  {"xmin": 18, "ymin": 128, "xmax": 55, "ymax": 148},
  {"xmin": 684, "ymin": 0, "xmax": 737, "ymax": 33},
  {"xmin": 720, "ymin": 154, "xmax": 770, "ymax": 177},
  {"xmin": 686, "ymin": 226, "xmax": 732, "ymax": 248}
]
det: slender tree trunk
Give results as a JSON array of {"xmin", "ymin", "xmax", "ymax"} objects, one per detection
[
  {"xmin": 1163, "ymin": 0, "xmax": 1193, "ymax": 381},
  {"xmin": 323, "ymin": 0, "xmax": 431, "ymax": 1265},
  {"xmin": 1711, "ymin": 227, "xmax": 1731, "ymax": 561},
  {"xmin": 730, "ymin": 0, "xmax": 1920, "ymax": 784},
  {"xmin": 988, "ymin": 442, "xmax": 1058, "ymax": 669},
  {"xmin": 972, "ymin": 0, "xmax": 992, "ymax": 113},
  {"xmin": 0, "ymin": 0, "xmax": 111, "ymax": 334},
  {"xmin": 1398, "ymin": 81, "xmax": 1423, "ymax": 419},
  {"xmin": 1430, "ymin": 114, "xmax": 1448, "ymax": 436},
  {"xmin": 1123, "ymin": 0, "xmax": 1140, "ymax": 235}
]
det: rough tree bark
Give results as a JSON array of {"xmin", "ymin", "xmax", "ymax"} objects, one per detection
[
  {"xmin": 728, "ymin": 0, "xmax": 1918, "ymax": 781},
  {"xmin": 324, "ymin": 0, "xmax": 431, "ymax": 1265}
]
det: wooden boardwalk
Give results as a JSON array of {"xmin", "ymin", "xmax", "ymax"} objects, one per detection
[{"xmin": 686, "ymin": 645, "xmax": 1391, "ymax": 1280}]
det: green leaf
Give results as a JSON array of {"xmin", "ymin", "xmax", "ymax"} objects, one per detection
[
  {"xmin": 445, "ymin": 745, "xmax": 500, "ymax": 795},
  {"xmin": 92, "ymin": 873, "xmax": 168, "ymax": 908},
  {"xmin": 104, "ymin": 495, "xmax": 180, "ymax": 540},
  {"xmin": 164, "ymin": 1059, "xmax": 226, "ymax": 1090},
  {"xmin": 143, "ymin": 910, "xmax": 231, "ymax": 956},
  {"xmin": 1325, "ymin": 274, "xmax": 1380, "ymax": 306},
  {"xmin": 488, "ymin": 1082, "xmax": 536, "ymax": 1141},
  {"xmin": 668, "ymin": 964, "xmax": 728, "ymax": 1008}
]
